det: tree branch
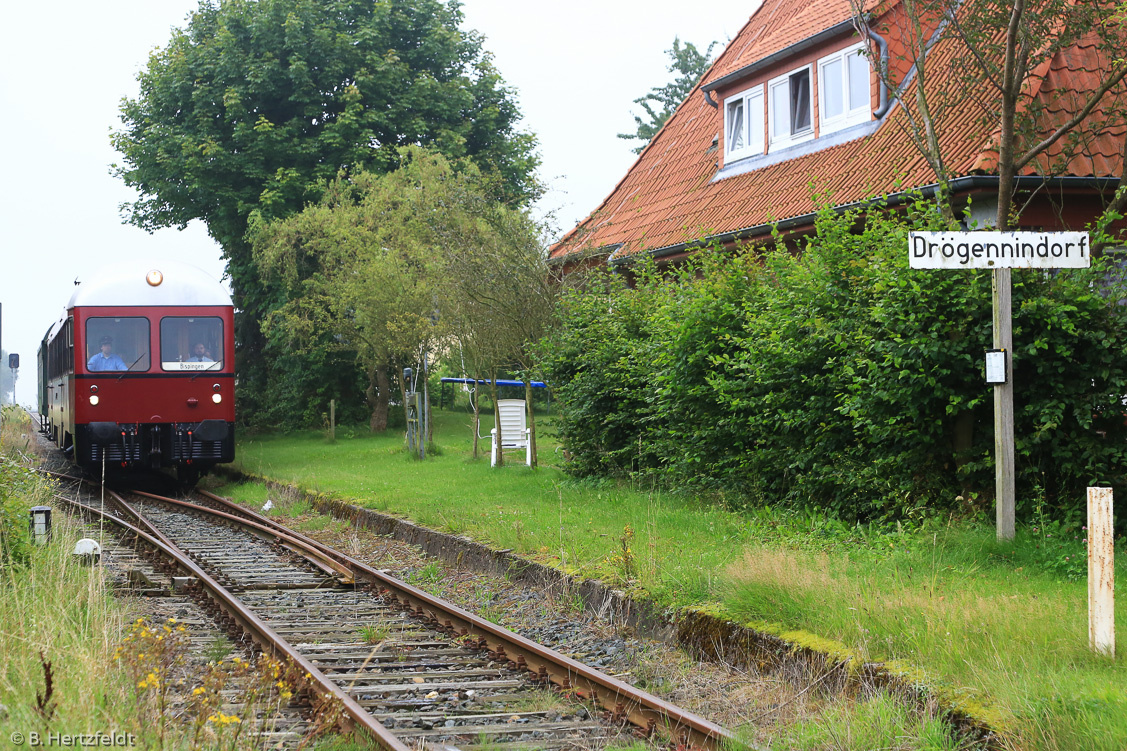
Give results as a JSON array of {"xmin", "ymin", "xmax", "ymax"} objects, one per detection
[{"xmin": 1014, "ymin": 63, "xmax": 1127, "ymax": 172}]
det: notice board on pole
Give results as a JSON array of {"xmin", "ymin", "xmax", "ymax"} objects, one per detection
[{"xmin": 908, "ymin": 231, "xmax": 1091, "ymax": 269}]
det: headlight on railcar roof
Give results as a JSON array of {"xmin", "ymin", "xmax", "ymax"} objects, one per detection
[
  {"xmin": 146, "ymin": 269, "xmax": 163, "ymax": 286},
  {"xmin": 212, "ymin": 393, "xmax": 222, "ymax": 404},
  {"xmin": 89, "ymin": 395, "xmax": 99, "ymax": 406}
]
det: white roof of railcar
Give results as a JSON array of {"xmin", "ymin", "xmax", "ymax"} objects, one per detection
[{"xmin": 68, "ymin": 260, "xmax": 232, "ymax": 308}]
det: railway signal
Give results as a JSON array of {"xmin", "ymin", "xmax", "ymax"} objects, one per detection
[{"xmin": 7, "ymin": 352, "xmax": 17, "ymax": 406}]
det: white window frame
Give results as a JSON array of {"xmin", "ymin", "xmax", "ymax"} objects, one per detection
[
  {"xmin": 724, "ymin": 84, "xmax": 765, "ymax": 162},
  {"xmin": 767, "ymin": 64, "xmax": 815, "ymax": 150},
  {"xmin": 818, "ymin": 42, "xmax": 871, "ymax": 135}
]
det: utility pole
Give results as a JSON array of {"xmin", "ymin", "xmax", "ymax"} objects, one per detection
[
  {"xmin": 993, "ymin": 269, "xmax": 1015, "ymax": 540},
  {"xmin": 910, "ymin": 230, "xmax": 1089, "ymax": 542}
]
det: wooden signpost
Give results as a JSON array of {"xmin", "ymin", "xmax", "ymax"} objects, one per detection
[{"xmin": 909, "ymin": 231, "xmax": 1090, "ymax": 541}]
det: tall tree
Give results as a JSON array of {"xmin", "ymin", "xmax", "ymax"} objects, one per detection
[
  {"xmin": 441, "ymin": 200, "xmax": 560, "ymax": 466},
  {"xmin": 849, "ymin": 0, "xmax": 1127, "ymax": 539},
  {"xmin": 252, "ymin": 147, "xmax": 547, "ymax": 435},
  {"xmin": 112, "ymin": 0, "xmax": 540, "ymax": 423},
  {"xmin": 850, "ymin": 0, "xmax": 1127, "ymax": 231},
  {"xmin": 618, "ymin": 38, "xmax": 716, "ymax": 154}
]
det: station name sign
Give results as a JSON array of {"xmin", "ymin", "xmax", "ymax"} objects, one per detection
[{"xmin": 909, "ymin": 231, "xmax": 1090, "ymax": 269}]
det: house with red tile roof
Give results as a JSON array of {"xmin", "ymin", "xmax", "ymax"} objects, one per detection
[{"xmin": 549, "ymin": 0, "xmax": 1127, "ymax": 273}]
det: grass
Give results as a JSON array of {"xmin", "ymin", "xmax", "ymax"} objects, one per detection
[
  {"xmin": 217, "ymin": 406, "xmax": 1127, "ymax": 750},
  {"xmin": 231, "ymin": 410, "xmax": 742, "ymax": 606},
  {"xmin": 358, "ymin": 624, "xmax": 391, "ymax": 645},
  {"xmin": 725, "ymin": 538, "xmax": 1127, "ymax": 748},
  {"xmin": 0, "ymin": 410, "xmax": 138, "ymax": 741},
  {"xmin": 411, "ymin": 560, "xmax": 444, "ymax": 585},
  {"xmin": 0, "ymin": 410, "xmax": 342, "ymax": 750},
  {"xmin": 774, "ymin": 690, "xmax": 961, "ymax": 751},
  {"xmin": 0, "ymin": 519, "xmax": 135, "ymax": 739}
]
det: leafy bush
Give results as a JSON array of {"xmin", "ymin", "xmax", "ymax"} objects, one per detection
[
  {"xmin": 0, "ymin": 458, "xmax": 35, "ymax": 568},
  {"xmin": 537, "ymin": 204, "xmax": 1127, "ymax": 523}
]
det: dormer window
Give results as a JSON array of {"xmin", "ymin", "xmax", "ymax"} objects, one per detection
[
  {"xmin": 768, "ymin": 65, "xmax": 814, "ymax": 149},
  {"xmin": 725, "ymin": 84, "xmax": 764, "ymax": 162},
  {"xmin": 818, "ymin": 43, "xmax": 871, "ymax": 134}
]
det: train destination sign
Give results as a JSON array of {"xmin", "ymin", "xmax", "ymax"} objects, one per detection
[{"xmin": 909, "ymin": 231, "xmax": 1090, "ymax": 269}]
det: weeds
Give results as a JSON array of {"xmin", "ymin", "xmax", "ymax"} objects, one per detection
[
  {"xmin": 358, "ymin": 623, "xmax": 391, "ymax": 645},
  {"xmin": 112, "ymin": 617, "xmax": 316, "ymax": 749},
  {"xmin": 33, "ymin": 652, "xmax": 56, "ymax": 723},
  {"xmin": 298, "ymin": 514, "xmax": 335, "ymax": 532},
  {"xmin": 412, "ymin": 560, "xmax": 444, "ymax": 584},
  {"xmin": 773, "ymin": 690, "xmax": 961, "ymax": 750},
  {"xmin": 203, "ymin": 636, "xmax": 233, "ymax": 663},
  {"xmin": 116, "ymin": 617, "xmax": 189, "ymax": 747},
  {"xmin": 614, "ymin": 525, "xmax": 636, "ymax": 581}
]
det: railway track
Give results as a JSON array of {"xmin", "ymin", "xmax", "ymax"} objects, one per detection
[
  {"xmin": 76, "ymin": 515, "xmax": 315, "ymax": 745},
  {"xmin": 48, "ymin": 472, "xmax": 738, "ymax": 751}
]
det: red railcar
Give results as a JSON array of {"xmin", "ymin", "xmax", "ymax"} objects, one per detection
[{"xmin": 37, "ymin": 261, "xmax": 235, "ymax": 484}]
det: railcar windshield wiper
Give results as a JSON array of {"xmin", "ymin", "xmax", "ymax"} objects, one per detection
[{"xmin": 120, "ymin": 352, "xmax": 148, "ymax": 379}]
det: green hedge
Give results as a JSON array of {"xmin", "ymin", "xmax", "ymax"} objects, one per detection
[{"xmin": 537, "ymin": 205, "xmax": 1127, "ymax": 522}]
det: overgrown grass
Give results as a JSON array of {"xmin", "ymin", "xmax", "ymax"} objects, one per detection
[
  {"xmin": 774, "ymin": 690, "xmax": 960, "ymax": 750},
  {"xmin": 0, "ymin": 410, "xmax": 137, "ymax": 741},
  {"xmin": 0, "ymin": 411, "xmax": 340, "ymax": 748},
  {"xmin": 725, "ymin": 534, "xmax": 1127, "ymax": 749},
  {"xmin": 221, "ymin": 408, "xmax": 1127, "ymax": 750}
]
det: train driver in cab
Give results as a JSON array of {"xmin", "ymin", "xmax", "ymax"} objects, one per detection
[
  {"xmin": 87, "ymin": 336, "xmax": 128, "ymax": 371},
  {"xmin": 187, "ymin": 342, "xmax": 214, "ymax": 363}
]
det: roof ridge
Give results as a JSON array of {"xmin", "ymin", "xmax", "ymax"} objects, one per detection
[{"xmin": 552, "ymin": 11, "xmax": 761, "ymax": 257}]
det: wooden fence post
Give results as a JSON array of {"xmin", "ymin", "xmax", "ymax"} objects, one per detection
[{"xmin": 1088, "ymin": 487, "xmax": 1115, "ymax": 657}]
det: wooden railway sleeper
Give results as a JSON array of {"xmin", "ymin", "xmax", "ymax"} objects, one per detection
[{"xmin": 141, "ymin": 485, "xmax": 735, "ymax": 750}]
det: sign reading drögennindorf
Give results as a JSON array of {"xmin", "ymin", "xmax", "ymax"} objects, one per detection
[{"xmin": 908, "ymin": 231, "xmax": 1090, "ymax": 269}]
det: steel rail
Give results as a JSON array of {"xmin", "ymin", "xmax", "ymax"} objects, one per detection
[
  {"xmin": 128, "ymin": 488, "xmax": 355, "ymax": 583},
  {"xmin": 192, "ymin": 489, "xmax": 736, "ymax": 749},
  {"xmin": 47, "ymin": 477, "xmax": 410, "ymax": 751}
]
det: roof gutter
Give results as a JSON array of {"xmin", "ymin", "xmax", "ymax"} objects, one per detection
[
  {"xmin": 607, "ymin": 175, "xmax": 1120, "ymax": 267},
  {"xmin": 701, "ymin": 19, "xmax": 857, "ymax": 97},
  {"xmin": 547, "ymin": 242, "xmax": 621, "ymax": 268}
]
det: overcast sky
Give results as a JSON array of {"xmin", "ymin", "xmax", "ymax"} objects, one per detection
[{"xmin": 0, "ymin": 0, "xmax": 757, "ymax": 405}]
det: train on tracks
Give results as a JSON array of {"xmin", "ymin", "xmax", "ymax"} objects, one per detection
[{"xmin": 37, "ymin": 260, "xmax": 235, "ymax": 485}]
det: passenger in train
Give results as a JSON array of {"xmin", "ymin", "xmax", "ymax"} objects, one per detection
[
  {"xmin": 187, "ymin": 342, "xmax": 214, "ymax": 363},
  {"xmin": 87, "ymin": 336, "xmax": 128, "ymax": 371}
]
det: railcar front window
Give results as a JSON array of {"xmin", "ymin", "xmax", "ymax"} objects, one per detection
[
  {"xmin": 160, "ymin": 317, "xmax": 223, "ymax": 371},
  {"xmin": 85, "ymin": 318, "xmax": 150, "ymax": 372}
]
